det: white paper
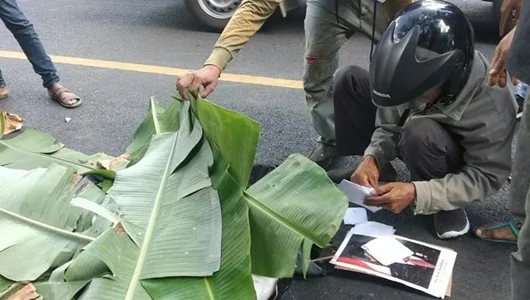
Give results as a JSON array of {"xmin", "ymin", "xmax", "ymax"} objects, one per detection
[
  {"xmin": 361, "ymin": 237, "xmax": 414, "ymax": 266},
  {"xmin": 337, "ymin": 180, "xmax": 381, "ymax": 212},
  {"xmin": 350, "ymin": 221, "xmax": 395, "ymax": 238},
  {"xmin": 343, "ymin": 207, "xmax": 368, "ymax": 225}
]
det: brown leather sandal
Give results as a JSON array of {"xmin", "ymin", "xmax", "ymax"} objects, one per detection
[{"xmin": 49, "ymin": 87, "xmax": 82, "ymax": 108}]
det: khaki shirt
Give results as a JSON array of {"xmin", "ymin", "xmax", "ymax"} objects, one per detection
[
  {"xmin": 204, "ymin": 0, "xmax": 413, "ymax": 70},
  {"xmin": 364, "ymin": 51, "xmax": 517, "ymax": 215}
]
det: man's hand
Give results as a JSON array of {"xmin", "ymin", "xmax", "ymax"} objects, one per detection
[
  {"xmin": 499, "ymin": 0, "xmax": 522, "ymax": 36},
  {"xmin": 176, "ymin": 65, "xmax": 221, "ymax": 100},
  {"xmin": 488, "ymin": 27, "xmax": 518, "ymax": 88},
  {"xmin": 351, "ymin": 156, "xmax": 379, "ymax": 188},
  {"xmin": 364, "ymin": 182, "xmax": 416, "ymax": 214}
]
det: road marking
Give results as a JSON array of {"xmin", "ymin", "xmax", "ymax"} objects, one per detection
[{"xmin": 0, "ymin": 50, "xmax": 303, "ymax": 89}]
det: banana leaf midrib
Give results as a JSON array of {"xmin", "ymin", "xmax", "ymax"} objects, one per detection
[
  {"xmin": 0, "ymin": 137, "xmax": 94, "ymax": 172},
  {"xmin": 243, "ymin": 192, "xmax": 325, "ymax": 247},
  {"xmin": 0, "ymin": 207, "xmax": 95, "ymax": 245}
]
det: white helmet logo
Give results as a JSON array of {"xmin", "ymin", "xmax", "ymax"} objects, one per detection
[{"xmin": 373, "ymin": 90, "xmax": 391, "ymax": 98}]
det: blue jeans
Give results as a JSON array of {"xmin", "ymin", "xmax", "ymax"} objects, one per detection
[
  {"xmin": 516, "ymin": 82, "xmax": 528, "ymax": 100},
  {"xmin": 0, "ymin": 0, "xmax": 59, "ymax": 89}
]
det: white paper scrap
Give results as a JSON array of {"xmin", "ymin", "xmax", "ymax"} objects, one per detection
[
  {"xmin": 337, "ymin": 180, "xmax": 381, "ymax": 212},
  {"xmin": 361, "ymin": 237, "xmax": 414, "ymax": 266},
  {"xmin": 350, "ymin": 221, "xmax": 396, "ymax": 238},
  {"xmin": 343, "ymin": 208, "xmax": 368, "ymax": 225}
]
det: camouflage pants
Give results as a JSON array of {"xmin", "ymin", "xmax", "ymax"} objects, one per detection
[{"xmin": 303, "ymin": 0, "xmax": 408, "ymax": 145}]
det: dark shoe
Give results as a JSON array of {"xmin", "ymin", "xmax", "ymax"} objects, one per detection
[
  {"xmin": 327, "ymin": 162, "xmax": 397, "ymax": 184},
  {"xmin": 516, "ymin": 94, "xmax": 524, "ymax": 120},
  {"xmin": 434, "ymin": 209, "xmax": 470, "ymax": 239},
  {"xmin": 0, "ymin": 85, "xmax": 8, "ymax": 100},
  {"xmin": 308, "ymin": 142, "xmax": 335, "ymax": 169}
]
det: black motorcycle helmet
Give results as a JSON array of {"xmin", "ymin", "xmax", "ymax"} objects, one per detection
[{"xmin": 369, "ymin": 0, "xmax": 475, "ymax": 107}]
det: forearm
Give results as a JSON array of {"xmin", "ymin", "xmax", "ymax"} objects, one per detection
[
  {"xmin": 204, "ymin": 0, "xmax": 281, "ymax": 70},
  {"xmin": 412, "ymin": 165, "xmax": 510, "ymax": 215}
]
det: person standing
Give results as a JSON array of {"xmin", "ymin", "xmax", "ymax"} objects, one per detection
[
  {"xmin": 0, "ymin": 0, "xmax": 82, "ymax": 108},
  {"xmin": 176, "ymin": 0, "xmax": 412, "ymax": 169},
  {"xmin": 484, "ymin": 0, "xmax": 530, "ymax": 296}
]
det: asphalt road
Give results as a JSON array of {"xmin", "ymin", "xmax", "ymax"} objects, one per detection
[{"xmin": 0, "ymin": 0, "xmax": 518, "ymax": 299}]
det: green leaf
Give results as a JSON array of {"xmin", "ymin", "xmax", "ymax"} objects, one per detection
[
  {"xmin": 107, "ymin": 103, "xmax": 222, "ymax": 277},
  {"xmin": 0, "ymin": 276, "xmax": 11, "ymax": 294},
  {"xmin": 245, "ymin": 154, "xmax": 348, "ymax": 278},
  {"xmin": 34, "ymin": 280, "xmax": 89, "ymax": 299},
  {"xmin": 0, "ymin": 129, "xmax": 100, "ymax": 173},
  {"xmin": 141, "ymin": 106, "xmax": 257, "ymax": 300},
  {"xmin": 66, "ymin": 226, "xmax": 151, "ymax": 300},
  {"xmin": 126, "ymin": 97, "xmax": 183, "ymax": 165},
  {"xmin": 0, "ymin": 108, "xmax": 5, "ymax": 140},
  {"xmin": 69, "ymin": 101, "xmax": 223, "ymax": 299},
  {"xmin": 191, "ymin": 96, "xmax": 260, "ymax": 187},
  {"xmin": 0, "ymin": 164, "xmax": 97, "ymax": 281}
]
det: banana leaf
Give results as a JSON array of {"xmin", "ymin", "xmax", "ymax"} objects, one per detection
[
  {"xmin": 0, "ymin": 108, "xmax": 5, "ymax": 139},
  {"xmin": 0, "ymin": 128, "xmax": 118, "ymax": 173},
  {"xmin": 125, "ymin": 97, "xmax": 182, "ymax": 165},
  {"xmin": 245, "ymin": 154, "xmax": 348, "ymax": 277},
  {"xmin": 65, "ymin": 101, "xmax": 223, "ymax": 299},
  {"xmin": 141, "ymin": 100, "xmax": 259, "ymax": 300},
  {"xmin": 0, "ymin": 164, "xmax": 100, "ymax": 281}
]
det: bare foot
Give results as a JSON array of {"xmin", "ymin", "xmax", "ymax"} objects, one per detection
[
  {"xmin": 48, "ymin": 83, "xmax": 82, "ymax": 108},
  {"xmin": 473, "ymin": 221, "xmax": 519, "ymax": 243},
  {"xmin": 0, "ymin": 86, "xmax": 8, "ymax": 100}
]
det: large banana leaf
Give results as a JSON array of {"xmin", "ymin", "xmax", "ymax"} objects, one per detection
[
  {"xmin": 0, "ymin": 164, "xmax": 100, "ymax": 281},
  {"xmin": 245, "ymin": 154, "xmax": 348, "ymax": 277},
  {"xmin": 0, "ymin": 128, "xmax": 114, "ymax": 173},
  {"xmin": 64, "ymin": 101, "xmax": 223, "ymax": 299},
  {"xmin": 141, "ymin": 101, "xmax": 259, "ymax": 300}
]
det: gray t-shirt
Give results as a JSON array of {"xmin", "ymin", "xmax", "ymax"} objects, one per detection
[{"xmin": 507, "ymin": 0, "xmax": 530, "ymax": 83}]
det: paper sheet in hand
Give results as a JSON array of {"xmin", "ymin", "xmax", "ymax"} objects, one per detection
[
  {"xmin": 338, "ymin": 180, "xmax": 381, "ymax": 212},
  {"xmin": 361, "ymin": 237, "xmax": 414, "ymax": 266},
  {"xmin": 343, "ymin": 208, "xmax": 368, "ymax": 225}
]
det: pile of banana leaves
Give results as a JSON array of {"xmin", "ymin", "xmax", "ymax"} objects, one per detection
[{"xmin": 0, "ymin": 96, "xmax": 348, "ymax": 300}]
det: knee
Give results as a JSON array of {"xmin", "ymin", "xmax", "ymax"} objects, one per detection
[
  {"xmin": 2, "ymin": 14, "xmax": 33, "ymax": 33},
  {"xmin": 333, "ymin": 65, "xmax": 369, "ymax": 98},
  {"xmin": 399, "ymin": 118, "xmax": 442, "ymax": 153}
]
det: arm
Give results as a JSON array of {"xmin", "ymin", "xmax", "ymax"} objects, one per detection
[
  {"xmin": 412, "ymin": 107, "xmax": 515, "ymax": 215},
  {"xmin": 204, "ymin": 0, "xmax": 281, "ymax": 71},
  {"xmin": 176, "ymin": 0, "xmax": 280, "ymax": 99},
  {"xmin": 363, "ymin": 106, "xmax": 402, "ymax": 169}
]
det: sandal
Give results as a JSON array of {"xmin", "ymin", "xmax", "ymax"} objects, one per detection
[
  {"xmin": 49, "ymin": 87, "xmax": 82, "ymax": 108},
  {"xmin": 473, "ymin": 221, "xmax": 520, "ymax": 245}
]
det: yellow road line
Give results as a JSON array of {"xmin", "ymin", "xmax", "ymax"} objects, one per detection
[{"xmin": 0, "ymin": 50, "xmax": 303, "ymax": 90}]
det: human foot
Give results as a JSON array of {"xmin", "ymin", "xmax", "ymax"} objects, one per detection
[
  {"xmin": 0, "ymin": 86, "xmax": 8, "ymax": 100},
  {"xmin": 48, "ymin": 83, "xmax": 82, "ymax": 108},
  {"xmin": 473, "ymin": 221, "xmax": 520, "ymax": 244}
]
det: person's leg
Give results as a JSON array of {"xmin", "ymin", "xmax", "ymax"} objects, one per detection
[
  {"xmin": 0, "ymin": 0, "xmax": 58, "ymax": 88},
  {"xmin": 399, "ymin": 118, "xmax": 468, "ymax": 239},
  {"xmin": 303, "ymin": 0, "xmax": 399, "ymax": 168},
  {"xmin": 303, "ymin": 0, "xmax": 355, "ymax": 168},
  {"xmin": 333, "ymin": 65, "xmax": 377, "ymax": 156},
  {"xmin": 327, "ymin": 64, "xmax": 396, "ymax": 183},
  {"xmin": 0, "ymin": 68, "xmax": 7, "ymax": 99},
  {"xmin": 0, "ymin": 0, "xmax": 81, "ymax": 107},
  {"xmin": 511, "ymin": 94, "xmax": 530, "ymax": 300}
]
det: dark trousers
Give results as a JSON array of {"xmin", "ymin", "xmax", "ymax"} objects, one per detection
[
  {"xmin": 333, "ymin": 65, "xmax": 464, "ymax": 181},
  {"xmin": 0, "ymin": 0, "xmax": 59, "ymax": 88}
]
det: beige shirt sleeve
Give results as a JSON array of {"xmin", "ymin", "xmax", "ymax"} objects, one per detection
[{"xmin": 204, "ymin": 0, "xmax": 281, "ymax": 71}]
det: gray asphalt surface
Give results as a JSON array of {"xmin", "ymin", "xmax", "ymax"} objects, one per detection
[{"xmin": 0, "ymin": 0, "xmax": 518, "ymax": 299}]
